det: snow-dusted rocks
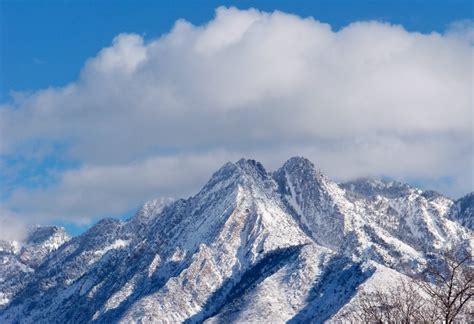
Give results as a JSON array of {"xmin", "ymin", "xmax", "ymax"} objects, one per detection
[
  {"xmin": 449, "ymin": 192, "xmax": 474, "ymax": 230},
  {"xmin": 19, "ymin": 226, "xmax": 70, "ymax": 267},
  {"xmin": 0, "ymin": 157, "xmax": 472, "ymax": 323},
  {"xmin": 0, "ymin": 226, "xmax": 70, "ymax": 308}
]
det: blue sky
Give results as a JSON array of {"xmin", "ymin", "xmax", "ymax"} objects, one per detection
[{"xmin": 0, "ymin": 1, "xmax": 472, "ymax": 237}]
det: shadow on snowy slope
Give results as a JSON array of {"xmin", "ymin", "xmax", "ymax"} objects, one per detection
[
  {"xmin": 185, "ymin": 244, "xmax": 306, "ymax": 323},
  {"xmin": 288, "ymin": 255, "xmax": 375, "ymax": 323}
]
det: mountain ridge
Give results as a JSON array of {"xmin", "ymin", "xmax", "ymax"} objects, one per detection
[{"xmin": 0, "ymin": 157, "xmax": 472, "ymax": 323}]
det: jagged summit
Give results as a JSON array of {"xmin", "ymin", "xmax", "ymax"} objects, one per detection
[
  {"xmin": 235, "ymin": 157, "xmax": 266, "ymax": 171},
  {"xmin": 282, "ymin": 156, "xmax": 317, "ymax": 170},
  {"xmin": 234, "ymin": 158, "xmax": 273, "ymax": 187},
  {"xmin": 19, "ymin": 225, "xmax": 70, "ymax": 267},
  {"xmin": 278, "ymin": 156, "xmax": 326, "ymax": 182},
  {"xmin": 24, "ymin": 225, "xmax": 66, "ymax": 245},
  {"xmin": 0, "ymin": 157, "xmax": 472, "ymax": 323}
]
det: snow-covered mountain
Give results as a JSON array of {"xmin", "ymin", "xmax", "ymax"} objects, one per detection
[{"xmin": 0, "ymin": 157, "xmax": 472, "ymax": 323}]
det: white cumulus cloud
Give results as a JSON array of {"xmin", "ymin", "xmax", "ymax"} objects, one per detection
[{"xmin": 0, "ymin": 7, "xmax": 472, "ymax": 230}]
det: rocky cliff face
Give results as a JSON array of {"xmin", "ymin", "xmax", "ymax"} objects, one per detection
[{"xmin": 0, "ymin": 157, "xmax": 472, "ymax": 323}]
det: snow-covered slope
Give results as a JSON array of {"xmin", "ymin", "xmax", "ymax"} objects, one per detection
[
  {"xmin": 339, "ymin": 178, "xmax": 470, "ymax": 265},
  {"xmin": 449, "ymin": 192, "xmax": 474, "ymax": 230},
  {"xmin": 0, "ymin": 226, "xmax": 70, "ymax": 307},
  {"xmin": 0, "ymin": 157, "xmax": 472, "ymax": 323}
]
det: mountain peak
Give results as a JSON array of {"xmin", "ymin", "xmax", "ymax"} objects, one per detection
[
  {"xmin": 280, "ymin": 156, "xmax": 326, "ymax": 180},
  {"xmin": 19, "ymin": 225, "xmax": 70, "ymax": 267},
  {"xmin": 200, "ymin": 159, "xmax": 274, "ymax": 199},
  {"xmin": 283, "ymin": 156, "xmax": 315, "ymax": 168},
  {"xmin": 235, "ymin": 158, "xmax": 270, "ymax": 182},
  {"xmin": 24, "ymin": 225, "xmax": 67, "ymax": 245},
  {"xmin": 236, "ymin": 158, "xmax": 266, "ymax": 173}
]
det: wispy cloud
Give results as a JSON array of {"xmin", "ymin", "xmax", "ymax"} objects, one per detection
[{"xmin": 33, "ymin": 57, "xmax": 45, "ymax": 65}]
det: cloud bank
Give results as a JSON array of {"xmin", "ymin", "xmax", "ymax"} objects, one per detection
[{"xmin": 0, "ymin": 7, "xmax": 472, "ymax": 233}]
